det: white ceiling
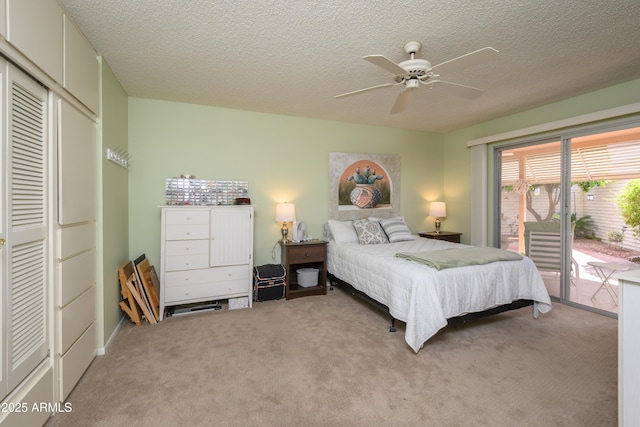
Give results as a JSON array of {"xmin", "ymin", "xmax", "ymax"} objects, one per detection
[{"xmin": 58, "ymin": 0, "xmax": 640, "ymax": 133}]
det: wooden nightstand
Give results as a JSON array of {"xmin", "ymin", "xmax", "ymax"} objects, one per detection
[
  {"xmin": 279, "ymin": 240, "xmax": 328, "ymax": 300},
  {"xmin": 419, "ymin": 231, "xmax": 462, "ymax": 243}
]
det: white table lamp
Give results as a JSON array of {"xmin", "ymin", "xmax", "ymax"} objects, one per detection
[
  {"xmin": 276, "ymin": 203, "xmax": 296, "ymax": 243},
  {"xmin": 429, "ymin": 202, "xmax": 447, "ymax": 234}
]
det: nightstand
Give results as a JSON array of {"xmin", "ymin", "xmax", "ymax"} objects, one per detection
[
  {"xmin": 419, "ymin": 231, "xmax": 462, "ymax": 243},
  {"xmin": 279, "ymin": 240, "xmax": 328, "ymax": 300}
]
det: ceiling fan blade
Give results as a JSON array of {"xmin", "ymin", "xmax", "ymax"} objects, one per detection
[
  {"xmin": 429, "ymin": 80, "xmax": 485, "ymax": 99},
  {"xmin": 363, "ymin": 55, "xmax": 408, "ymax": 75},
  {"xmin": 430, "ymin": 47, "xmax": 499, "ymax": 74},
  {"xmin": 334, "ymin": 82, "xmax": 395, "ymax": 99},
  {"xmin": 390, "ymin": 89, "xmax": 413, "ymax": 114}
]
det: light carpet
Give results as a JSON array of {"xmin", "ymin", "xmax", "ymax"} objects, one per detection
[{"xmin": 45, "ymin": 286, "xmax": 617, "ymax": 426}]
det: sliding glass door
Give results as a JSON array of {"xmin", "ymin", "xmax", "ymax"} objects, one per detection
[
  {"xmin": 498, "ymin": 139, "xmax": 565, "ymax": 299},
  {"xmin": 495, "ymin": 124, "xmax": 640, "ymax": 316},
  {"xmin": 566, "ymin": 128, "xmax": 640, "ymax": 313}
]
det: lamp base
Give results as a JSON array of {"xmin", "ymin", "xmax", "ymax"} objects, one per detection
[
  {"xmin": 434, "ymin": 218, "xmax": 441, "ymax": 234},
  {"xmin": 281, "ymin": 223, "xmax": 290, "ymax": 243}
]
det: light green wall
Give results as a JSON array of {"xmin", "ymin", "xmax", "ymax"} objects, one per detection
[
  {"xmin": 128, "ymin": 98, "xmax": 444, "ymax": 267},
  {"xmin": 100, "ymin": 59, "xmax": 129, "ymax": 345},
  {"xmin": 102, "ymin": 77, "xmax": 640, "ymax": 344},
  {"xmin": 443, "ymin": 78, "xmax": 640, "ymax": 243}
]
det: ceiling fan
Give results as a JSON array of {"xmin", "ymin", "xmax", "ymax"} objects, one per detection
[{"xmin": 334, "ymin": 41, "xmax": 499, "ymax": 114}]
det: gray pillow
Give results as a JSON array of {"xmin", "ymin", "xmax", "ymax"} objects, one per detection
[
  {"xmin": 353, "ymin": 219, "xmax": 389, "ymax": 244},
  {"xmin": 379, "ymin": 217, "xmax": 413, "ymax": 242}
]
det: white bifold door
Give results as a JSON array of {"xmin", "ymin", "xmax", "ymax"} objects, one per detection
[{"xmin": 0, "ymin": 59, "xmax": 50, "ymax": 401}]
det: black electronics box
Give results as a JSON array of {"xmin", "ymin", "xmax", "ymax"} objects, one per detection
[{"xmin": 253, "ymin": 264, "xmax": 286, "ymax": 302}]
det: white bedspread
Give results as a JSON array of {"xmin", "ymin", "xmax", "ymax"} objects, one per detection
[{"xmin": 327, "ymin": 236, "xmax": 552, "ymax": 352}]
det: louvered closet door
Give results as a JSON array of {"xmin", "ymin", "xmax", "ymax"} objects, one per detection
[{"xmin": 1, "ymin": 62, "xmax": 49, "ymax": 397}]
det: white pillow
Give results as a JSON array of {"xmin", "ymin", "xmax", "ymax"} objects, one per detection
[
  {"xmin": 327, "ymin": 220, "xmax": 359, "ymax": 244},
  {"xmin": 353, "ymin": 219, "xmax": 389, "ymax": 245},
  {"xmin": 379, "ymin": 216, "xmax": 413, "ymax": 242}
]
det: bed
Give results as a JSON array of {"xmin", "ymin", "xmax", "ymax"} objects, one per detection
[{"xmin": 324, "ymin": 218, "xmax": 552, "ymax": 352}]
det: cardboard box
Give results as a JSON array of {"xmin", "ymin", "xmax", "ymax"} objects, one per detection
[{"xmin": 228, "ymin": 296, "xmax": 249, "ymax": 310}]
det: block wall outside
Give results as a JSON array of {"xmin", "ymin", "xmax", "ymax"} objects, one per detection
[{"xmin": 500, "ymin": 180, "xmax": 640, "ymax": 253}]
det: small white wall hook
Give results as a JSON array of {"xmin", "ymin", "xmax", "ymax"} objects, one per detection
[{"xmin": 106, "ymin": 147, "xmax": 131, "ymax": 168}]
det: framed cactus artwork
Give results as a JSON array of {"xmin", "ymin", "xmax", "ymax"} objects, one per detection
[{"xmin": 329, "ymin": 152, "xmax": 400, "ymax": 221}]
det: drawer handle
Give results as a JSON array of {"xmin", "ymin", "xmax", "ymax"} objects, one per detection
[{"xmin": 306, "ymin": 253, "xmax": 310, "ymax": 257}]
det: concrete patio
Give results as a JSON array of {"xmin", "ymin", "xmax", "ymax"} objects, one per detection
[{"xmin": 539, "ymin": 247, "xmax": 640, "ymax": 314}]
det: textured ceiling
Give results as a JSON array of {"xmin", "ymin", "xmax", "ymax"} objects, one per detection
[{"xmin": 58, "ymin": 0, "xmax": 640, "ymax": 133}]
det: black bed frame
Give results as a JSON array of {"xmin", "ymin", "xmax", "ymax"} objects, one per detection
[{"xmin": 328, "ymin": 273, "xmax": 534, "ymax": 333}]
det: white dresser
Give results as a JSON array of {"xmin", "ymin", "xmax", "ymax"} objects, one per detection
[
  {"xmin": 616, "ymin": 269, "xmax": 640, "ymax": 427},
  {"xmin": 160, "ymin": 206, "xmax": 254, "ymax": 320}
]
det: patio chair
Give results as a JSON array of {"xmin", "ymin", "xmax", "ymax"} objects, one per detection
[{"xmin": 527, "ymin": 230, "xmax": 579, "ymax": 286}]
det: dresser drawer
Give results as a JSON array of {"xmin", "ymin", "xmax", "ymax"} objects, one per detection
[
  {"xmin": 165, "ymin": 239, "xmax": 209, "ymax": 257},
  {"xmin": 165, "ymin": 283, "xmax": 213, "ymax": 303},
  {"xmin": 164, "ymin": 253, "xmax": 209, "ymax": 271},
  {"xmin": 165, "ymin": 224, "xmax": 209, "ymax": 240},
  {"xmin": 165, "ymin": 209, "xmax": 210, "ymax": 225},
  {"xmin": 165, "ymin": 268, "xmax": 213, "ymax": 287},
  {"xmin": 287, "ymin": 244, "xmax": 326, "ymax": 263},
  {"xmin": 164, "ymin": 265, "xmax": 249, "ymax": 287},
  {"xmin": 210, "ymin": 264, "xmax": 249, "ymax": 282},
  {"xmin": 164, "ymin": 279, "xmax": 248, "ymax": 304}
]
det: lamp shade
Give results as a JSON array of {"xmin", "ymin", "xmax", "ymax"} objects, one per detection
[
  {"xmin": 429, "ymin": 202, "xmax": 447, "ymax": 218},
  {"xmin": 275, "ymin": 203, "xmax": 296, "ymax": 222}
]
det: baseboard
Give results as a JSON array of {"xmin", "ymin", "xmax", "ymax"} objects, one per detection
[{"xmin": 96, "ymin": 315, "xmax": 126, "ymax": 356}]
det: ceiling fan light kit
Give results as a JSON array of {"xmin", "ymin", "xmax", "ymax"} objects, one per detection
[
  {"xmin": 405, "ymin": 79, "xmax": 420, "ymax": 90},
  {"xmin": 335, "ymin": 41, "xmax": 499, "ymax": 114}
]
